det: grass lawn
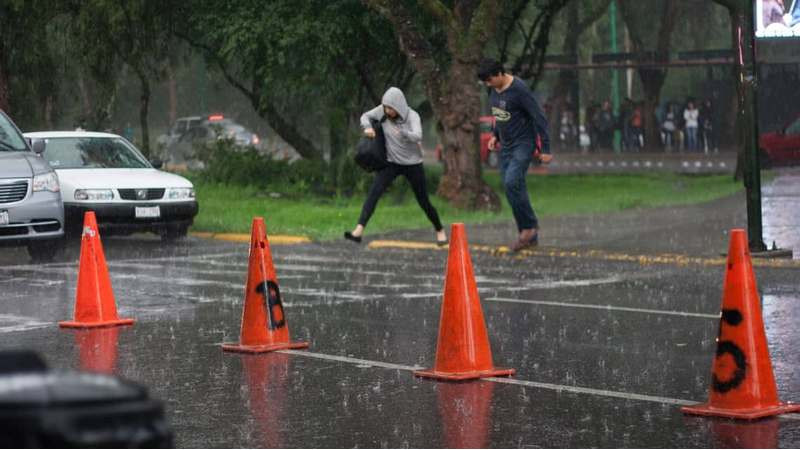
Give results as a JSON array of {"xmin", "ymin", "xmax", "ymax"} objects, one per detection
[{"xmin": 191, "ymin": 171, "xmax": 742, "ymax": 240}]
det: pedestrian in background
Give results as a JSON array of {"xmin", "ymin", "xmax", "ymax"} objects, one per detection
[
  {"xmin": 344, "ymin": 87, "xmax": 446, "ymax": 245},
  {"xmin": 699, "ymin": 98, "xmax": 716, "ymax": 153},
  {"xmin": 477, "ymin": 58, "xmax": 552, "ymax": 252},
  {"xmin": 683, "ymin": 100, "xmax": 699, "ymax": 152}
]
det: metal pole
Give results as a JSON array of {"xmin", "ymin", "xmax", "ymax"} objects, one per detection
[
  {"xmin": 739, "ymin": 1, "xmax": 766, "ymax": 252},
  {"xmin": 609, "ymin": 0, "xmax": 621, "ymax": 153}
]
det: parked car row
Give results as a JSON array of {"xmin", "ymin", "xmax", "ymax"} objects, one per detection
[{"xmin": 0, "ymin": 109, "xmax": 199, "ymax": 262}]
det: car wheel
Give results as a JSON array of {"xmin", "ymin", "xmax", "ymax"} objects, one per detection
[
  {"xmin": 27, "ymin": 238, "xmax": 66, "ymax": 263},
  {"xmin": 487, "ymin": 151, "xmax": 499, "ymax": 168},
  {"xmin": 161, "ymin": 225, "xmax": 188, "ymax": 242}
]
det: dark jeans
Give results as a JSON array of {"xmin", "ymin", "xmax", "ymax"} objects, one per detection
[
  {"xmin": 499, "ymin": 143, "xmax": 538, "ymax": 232},
  {"xmin": 358, "ymin": 162, "xmax": 443, "ymax": 231}
]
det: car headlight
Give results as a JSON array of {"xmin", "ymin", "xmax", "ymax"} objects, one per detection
[
  {"xmin": 167, "ymin": 187, "xmax": 195, "ymax": 200},
  {"xmin": 32, "ymin": 171, "xmax": 60, "ymax": 193},
  {"xmin": 74, "ymin": 189, "xmax": 114, "ymax": 201}
]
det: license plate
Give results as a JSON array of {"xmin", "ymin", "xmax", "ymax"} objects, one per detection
[
  {"xmin": 135, "ymin": 206, "xmax": 160, "ymax": 218},
  {"xmin": 0, "ymin": 211, "xmax": 7, "ymax": 226}
]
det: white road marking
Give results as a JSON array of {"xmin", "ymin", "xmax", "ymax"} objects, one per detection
[
  {"xmin": 485, "ymin": 297, "xmax": 719, "ymax": 319},
  {"xmin": 279, "ymin": 350, "xmax": 698, "ymax": 406}
]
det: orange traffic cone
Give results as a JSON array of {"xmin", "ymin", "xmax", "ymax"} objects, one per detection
[
  {"xmin": 414, "ymin": 223, "xmax": 514, "ymax": 381},
  {"xmin": 59, "ymin": 212, "xmax": 134, "ymax": 329},
  {"xmin": 222, "ymin": 217, "xmax": 309, "ymax": 353},
  {"xmin": 682, "ymin": 229, "xmax": 800, "ymax": 419}
]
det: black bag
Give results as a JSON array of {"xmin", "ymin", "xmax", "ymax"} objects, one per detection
[{"xmin": 354, "ymin": 117, "xmax": 388, "ymax": 172}]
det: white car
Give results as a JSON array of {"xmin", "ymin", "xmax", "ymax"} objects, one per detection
[{"xmin": 24, "ymin": 131, "xmax": 198, "ymax": 241}]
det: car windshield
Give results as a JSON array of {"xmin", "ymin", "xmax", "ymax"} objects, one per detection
[
  {"xmin": 0, "ymin": 113, "xmax": 27, "ymax": 152},
  {"xmin": 41, "ymin": 137, "xmax": 150, "ymax": 169}
]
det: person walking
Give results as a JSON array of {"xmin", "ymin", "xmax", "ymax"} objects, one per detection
[
  {"xmin": 344, "ymin": 87, "xmax": 446, "ymax": 245},
  {"xmin": 476, "ymin": 58, "xmax": 552, "ymax": 251}
]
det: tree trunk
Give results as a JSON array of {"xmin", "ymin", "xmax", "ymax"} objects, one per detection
[
  {"xmin": 547, "ymin": 4, "xmax": 580, "ymax": 152},
  {"xmin": 433, "ymin": 60, "xmax": 500, "ymax": 211},
  {"xmin": 167, "ymin": 64, "xmax": 177, "ymax": 125},
  {"xmin": 138, "ymin": 72, "xmax": 151, "ymax": 157},
  {"xmin": 638, "ymin": 68, "xmax": 666, "ymax": 151},
  {"xmin": 43, "ymin": 95, "xmax": 53, "ymax": 129},
  {"xmin": 0, "ymin": 61, "xmax": 9, "ymax": 113}
]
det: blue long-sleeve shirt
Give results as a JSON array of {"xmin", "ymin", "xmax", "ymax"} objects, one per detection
[{"xmin": 489, "ymin": 77, "xmax": 550, "ymax": 154}]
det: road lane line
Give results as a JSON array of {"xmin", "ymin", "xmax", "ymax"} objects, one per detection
[
  {"xmin": 279, "ymin": 350, "xmax": 697, "ymax": 406},
  {"xmin": 280, "ymin": 349, "xmax": 423, "ymax": 371},
  {"xmin": 486, "ymin": 297, "xmax": 719, "ymax": 319}
]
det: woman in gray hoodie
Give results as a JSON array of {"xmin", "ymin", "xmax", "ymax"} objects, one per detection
[{"xmin": 344, "ymin": 87, "xmax": 446, "ymax": 245}]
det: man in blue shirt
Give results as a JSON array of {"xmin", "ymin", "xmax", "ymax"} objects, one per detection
[{"xmin": 477, "ymin": 58, "xmax": 552, "ymax": 251}]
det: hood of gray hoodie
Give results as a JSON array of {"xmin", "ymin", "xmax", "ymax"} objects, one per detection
[{"xmin": 381, "ymin": 87, "xmax": 410, "ymax": 122}]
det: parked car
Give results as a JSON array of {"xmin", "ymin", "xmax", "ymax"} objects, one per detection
[
  {"xmin": 25, "ymin": 131, "xmax": 198, "ymax": 241},
  {"xmin": 0, "ymin": 110, "xmax": 64, "ymax": 262},
  {"xmin": 760, "ymin": 114, "xmax": 800, "ymax": 167},
  {"xmin": 158, "ymin": 114, "xmax": 261, "ymax": 150},
  {"xmin": 156, "ymin": 115, "xmax": 204, "ymax": 150}
]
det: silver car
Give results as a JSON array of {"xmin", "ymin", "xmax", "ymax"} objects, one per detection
[{"xmin": 0, "ymin": 110, "xmax": 64, "ymax": 261}]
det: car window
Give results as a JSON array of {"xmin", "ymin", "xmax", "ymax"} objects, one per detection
[
  {"xmin": 42, "ymin": 137, "xmax": 150, "ymax": 169},
  {"xmin": 786, "ymin": 117, "xmax": 800, "ymax": 135},
  {"xmin": 0, "ymin": 113, "xmax": 27, "ymax": 151}
]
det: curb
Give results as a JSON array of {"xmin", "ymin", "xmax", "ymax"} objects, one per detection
[{"xmin": 190, "ymin": 231, "xmax": 311, "ymax": 245}]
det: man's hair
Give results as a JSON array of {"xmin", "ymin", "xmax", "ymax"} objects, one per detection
[{"xmin": 477, "ymin": 58, "xmax": 505, "ymax": 81}]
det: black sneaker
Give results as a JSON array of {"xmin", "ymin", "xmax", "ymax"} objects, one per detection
[{"xmin": 344, "ymin": 231, "xmax": 362, "ymax": 244}]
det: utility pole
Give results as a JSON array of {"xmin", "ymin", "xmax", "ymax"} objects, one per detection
[
  {"xmin": 609, "ymin": 0, "xmax": 621, "ymax": 153},
  {"xmin": 738, "ymin": 1, "xmax": 790, "ymax": 256},
  {"xmin": 738, "ymin": 1, "xmax": 766, "ymax": 252}
]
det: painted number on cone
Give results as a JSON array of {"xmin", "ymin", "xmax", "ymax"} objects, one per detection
[
  {"xmin": 256, "ymin": 280, "xmax": 286, "ymax": 330},
  {"xmin": 135, "ymin": 206, "xmax": 160, "ymax": 218},
  {"xmin": 712, "ymin": 309, "xmax": 747, "ymax": 393}
]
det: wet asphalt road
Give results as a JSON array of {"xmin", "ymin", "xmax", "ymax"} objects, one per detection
[{"xmin": 1, "ymin": 169, "xmax": 800, "ymax": 448}]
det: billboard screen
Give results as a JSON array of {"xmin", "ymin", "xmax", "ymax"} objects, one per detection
[{"xmin": 756, "ymin": 0, "xmax": 800, "ymax": 38}]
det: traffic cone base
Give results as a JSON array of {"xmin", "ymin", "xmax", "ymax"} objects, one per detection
[
  {"xmin": 416, "ymin": 223, "xmax": 514, "ymax": 382},
  {"xmin": 59, "ymin": 318, "xmax": 134, "ymax": 329},
  {"xmin": 681, "ymin": 402, "xmax": 800, "ymax": 420},
  {"xmin": 222, "ymin": 341, "xmax": 309, "ymax": 354},
  {"xmin": 414, "ymin": 367, "xmax": 515, "ymax": 381}
]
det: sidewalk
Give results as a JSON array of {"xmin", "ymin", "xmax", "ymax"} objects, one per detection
[
  {"xmin": 383, "ymin": 167, "xmax": 800, "ymax": 259},
  {"xmin": 425, "ymin": 150, "xmax": 738, "ymax": 175}
]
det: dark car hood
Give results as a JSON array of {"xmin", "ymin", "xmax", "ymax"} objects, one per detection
[{"xmin": 0, "ymin": 151, "xmax": 42, "ymax": 178}]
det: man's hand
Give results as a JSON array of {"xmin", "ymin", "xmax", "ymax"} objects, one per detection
[
  {"xmin": 539, "ymin": 153, "xmax": 553, "ymax": 164},
  {"xmin": 364, "ymin": 128, "xmax": 376, "ymax": 138},
  {"xmin": 488, "ymin": 136, "xmax": 498, "ymax": 151}
]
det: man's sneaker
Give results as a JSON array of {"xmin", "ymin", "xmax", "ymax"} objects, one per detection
[{"xmin": 511, "ymin": 228, "xmax": 538, "ymax": 252}]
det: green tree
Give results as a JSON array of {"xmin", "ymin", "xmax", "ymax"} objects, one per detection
[
  {"xmin": 0, "ymin": 0, "xmax": 64, "ymax": 124},
  {"xmin": 71, "ymin": 0, "xmax": 176, "ymax": 156},
  {"xmin": 178, "ymin": 0, "xmax": 412, "ymax": 162}
]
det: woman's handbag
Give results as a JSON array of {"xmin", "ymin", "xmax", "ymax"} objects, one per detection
[{"xmin": 354, "ymin": 118, "xmax": 388, "ymax": 172}]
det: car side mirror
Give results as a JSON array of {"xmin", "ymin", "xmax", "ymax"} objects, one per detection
[
  {"xmin": 150, "ymin": 158, "xmax": 163, "ymax": 169},
  {"xmin": 31, "ymin": 139, "xmax": 46, "ymax": 155}
]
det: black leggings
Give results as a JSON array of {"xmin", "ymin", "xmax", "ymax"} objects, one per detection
[{"xmin": 358, "ymin": 162, "xmax": 443, "ymax": 231}]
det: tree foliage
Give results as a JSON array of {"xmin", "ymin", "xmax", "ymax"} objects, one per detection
[{"xmin": 177, "ymin": 0, "xmax": 411, "ymax": 161}]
